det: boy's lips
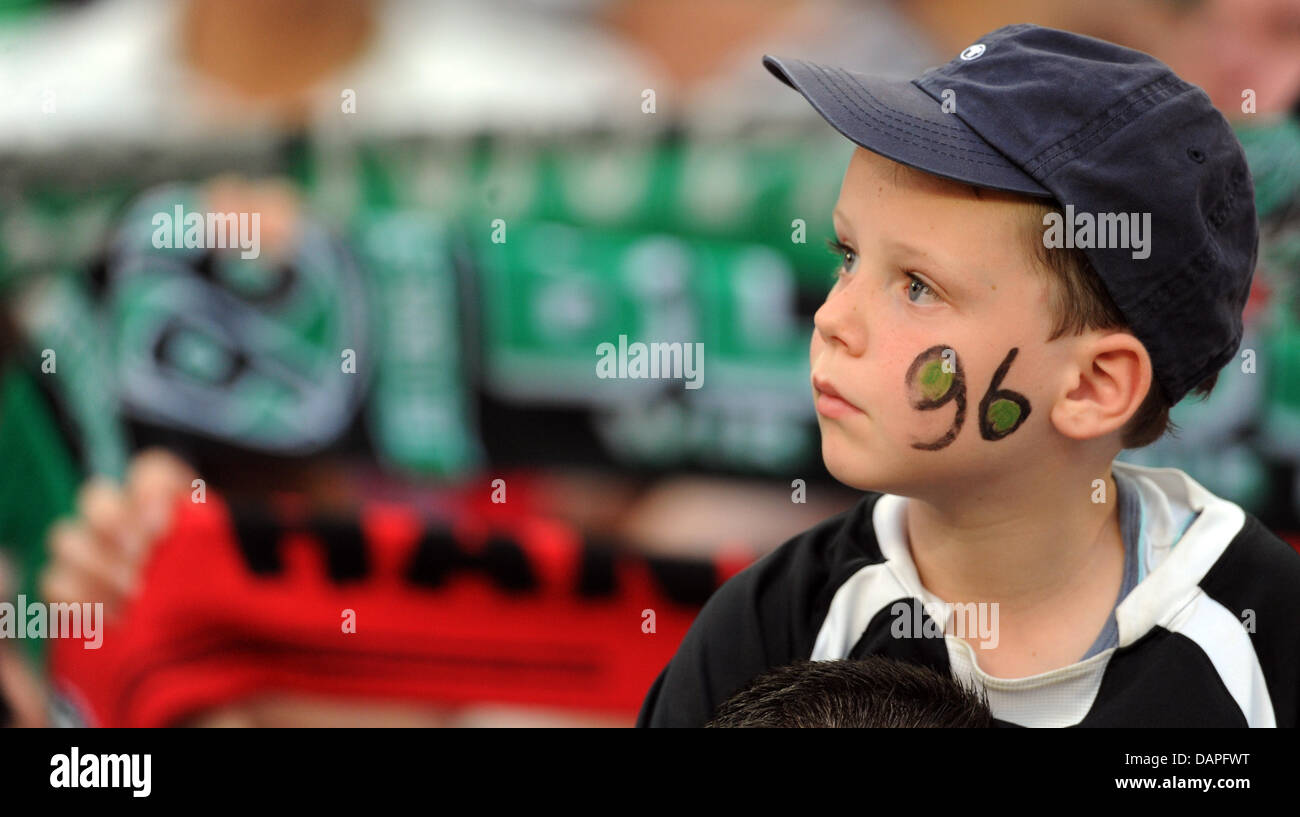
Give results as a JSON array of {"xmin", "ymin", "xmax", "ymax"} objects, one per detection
[{"xmin": 812, "ymin": 375, "xmax": 863, "ymax": 418}]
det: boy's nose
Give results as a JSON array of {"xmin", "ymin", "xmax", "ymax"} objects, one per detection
[{"xmin": 813, "ymin": 287, "xmax": 866, "ymax": 357}]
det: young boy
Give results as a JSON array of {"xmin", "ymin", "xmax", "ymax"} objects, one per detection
[{"xmin": 637, "ymin": 24, "xmax": 1300, "ymax": 728}]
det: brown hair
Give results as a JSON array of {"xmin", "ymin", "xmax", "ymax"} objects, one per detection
[
  {"xmin": 706, "ymin": 657, "xmax": 994, "ymax": 728},
  {"xmin": 1025, "ymin": 201, "xmax": 1218, "ymax": 448}
]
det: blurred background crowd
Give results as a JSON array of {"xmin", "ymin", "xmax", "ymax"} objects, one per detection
[{"xmin": 0, "ymin": 0, "xmax": 1298, "ymax": 727}]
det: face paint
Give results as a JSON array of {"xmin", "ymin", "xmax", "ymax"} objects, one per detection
[
  {"xmin": 978, "ymin": 347, "xmax": 1031, "ymax": 440},
  {"xmin": 905, "ymin": 344, "xmax": 1031, "ymax": 450},
  {"xmin": 906, "ymin": 344, "xmax": 966, "ymax": 451}
]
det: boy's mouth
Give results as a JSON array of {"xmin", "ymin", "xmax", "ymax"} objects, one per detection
[{"xmin": 812, "ymin": 375, "xmax": 863, "ymax": 418}]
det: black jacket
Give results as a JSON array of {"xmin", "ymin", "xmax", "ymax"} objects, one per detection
[{"xmin": 637, "ymin": 462, "xmax": 1300, "ymax": 727}]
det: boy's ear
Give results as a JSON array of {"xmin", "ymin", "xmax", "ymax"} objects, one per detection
[{"xmin": 1050, "ymin": 332, "xmax": 1152, "ymax": 441}]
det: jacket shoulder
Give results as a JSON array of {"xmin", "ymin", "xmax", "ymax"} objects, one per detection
[
  {"xmin": 636, "ymin": 492, "xmax": 886, "ymax": 727},
  {"xmin": 1198, "ymin": 511, "xmax": 1300, "ymax": 726},
  {"xmin": 1201, "ymin": 511, "xmax": 1300, "ymax": 599}
]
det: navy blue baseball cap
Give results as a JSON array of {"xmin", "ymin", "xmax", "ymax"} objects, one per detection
[{"xmin": 764, "ymin": 23, "xmax": 1258, "ymax": 407}]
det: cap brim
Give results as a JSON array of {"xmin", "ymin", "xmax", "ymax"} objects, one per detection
[{"xmin": 763, "ymin": 55, "xmax": 1051, "ymax": 198}]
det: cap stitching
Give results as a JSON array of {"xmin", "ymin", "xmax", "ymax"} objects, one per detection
[
  {"xmin": 1133, "ymin": 240, "xmax": 1218, "ymax": 317},
  {"xmin": 823, "ymin": 65, "xmax": 974, "ymax": 137},
  {"xmin": 1089, "ymin": 161, "xmax": 1251, "ymax": 397},
  {"xmin": 1206, "ymin": 166, "xmax": 1250, "ymax": 232},
  {"xmin": 1123, "ymin": 166, "xmax": 1250, "ymax": 312},
  {"xmin": 1099, "ymin": 254, "xmax": 1191, "ymax": 385},
  {"xmin": 1027, "ymin": 75, "xmax": 1187, "ymax": 177},
  {"xmin": 1026, "ymin": 75, "xmax": 1189, "ymax": 178},
  {"xmin": 832, "ymin": 76, "xmax": 1013, "ymax": 165},
  {"xmin": 809, "ymin": 63, "xmax": 1001, "ymax": 158},
  {"xmin": 1125, "ymin": 235, "xmax": 1243, "ymax": 400},
  {"xmin": 801, "ymin": 62, "xmax": 1017, "ymax": 169},
  {"xmin": 1027, "ymin": 75, "xmax": 1187, "ymax": 176}
]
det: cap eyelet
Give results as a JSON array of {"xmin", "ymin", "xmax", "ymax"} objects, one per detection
[{"xmin": 1187, "ymin": 147, "xmax": 1206, "ymax": 163}]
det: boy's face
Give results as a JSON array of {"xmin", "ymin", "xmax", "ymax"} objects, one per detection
[{"xmin": 812, "ymin": 147, "xmax": 1076, "ymax": 495}]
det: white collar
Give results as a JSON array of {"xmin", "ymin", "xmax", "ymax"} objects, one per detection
[{"xmin": 868, "ymin": 461, "xmax": 1245, "ymax": 648}]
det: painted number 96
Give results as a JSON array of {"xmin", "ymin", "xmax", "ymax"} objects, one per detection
[{"xmin": 906, "ymin": 344, "xmax": 1030, "ymax": 451}]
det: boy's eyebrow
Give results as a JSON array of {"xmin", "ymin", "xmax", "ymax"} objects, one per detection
[
  {"xmin": 884, "ymin": 236, "xmax": 974, "ymax": 297},
  {"xmin": 830, "ymin": 210, "xmax": 987, "ymax": 300},
  {"xmin": 832, "ymin": 211, "xmax": 961, "ymax": 272}
]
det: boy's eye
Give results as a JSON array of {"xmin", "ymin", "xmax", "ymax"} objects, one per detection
[
  {"xmin": 825, "ymin": 237, "xmax": 856, "ymax": 277},
  {"xmin": 905, "ymin": 273, "xmax": 941, "ymax": 304},
  {"xmin": 825, "ymin": 237, "xmax": 942, "ymax": 305}
]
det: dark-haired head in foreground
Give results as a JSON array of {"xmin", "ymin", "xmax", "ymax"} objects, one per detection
[{"xmin": 706, "ymin": 657, "xmax": 995, "ymax": 728}]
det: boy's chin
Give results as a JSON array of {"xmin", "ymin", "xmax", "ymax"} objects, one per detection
[{"xmin": 820, "ymin": 441, "xmax": 893, "ymax": 494}]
